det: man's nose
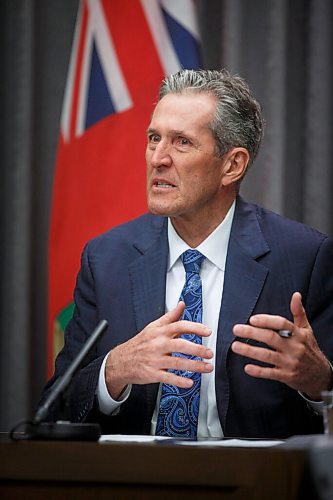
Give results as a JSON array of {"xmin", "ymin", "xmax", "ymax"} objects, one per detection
[{"xmin": 150, "ymin": 141, "xmax": 172, "ymax": 168}]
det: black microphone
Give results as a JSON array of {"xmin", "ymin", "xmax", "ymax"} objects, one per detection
[
  {"xmin": 33, "ymin": 319, "xmax": 108, "ymax": 425},
  {"xmin": 20, "ymin": 319, "xmax": 108, "ymax": 441}
]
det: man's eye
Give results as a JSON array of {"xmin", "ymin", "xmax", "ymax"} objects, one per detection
[
  {"xmin": 148, "ymin": 134, "xmax": 160, "ymax": 143},
  {"xmin": 178, "ymin": 137, "xmax": 190, "ymax": 146}
]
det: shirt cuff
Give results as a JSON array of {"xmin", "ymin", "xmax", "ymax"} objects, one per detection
[
  {"xmin": 298, "ymin": 391, "xmax": 324, "ymax": 415},
  {"xmin": 96, "ymin": 353, "xmax": 131, "ymax": 415},
  {"xmin": 298, "ymin": 361, "xmax": 333, "ymax": 415}
]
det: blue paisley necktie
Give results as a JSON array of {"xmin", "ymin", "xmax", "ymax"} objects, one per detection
[{"xmin": 156, "ymin": 249, "xmax": 205, "ymax": 438}]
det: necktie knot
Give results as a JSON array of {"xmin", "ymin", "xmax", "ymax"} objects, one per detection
[{"xmin": 181, "ymin": 249, "xmax": 204, "ymax": 274}]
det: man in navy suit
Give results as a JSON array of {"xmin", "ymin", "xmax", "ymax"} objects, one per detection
[{"xmin": 44, "ymin": 69, "xmax": 333, "ymax": 438}]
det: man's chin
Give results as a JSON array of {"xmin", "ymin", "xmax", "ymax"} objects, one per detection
[
  {"xmin": 147, "ymin": 202, "xmax": 177, "ymax": 217},
  {"xmin": 148, "ymin": 207, "xmax": 170, "ymax": 217}
]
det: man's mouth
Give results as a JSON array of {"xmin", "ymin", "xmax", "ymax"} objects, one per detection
[{"xmin": 153, "ymin": 180, "xmax": 176, "ymax": 188}]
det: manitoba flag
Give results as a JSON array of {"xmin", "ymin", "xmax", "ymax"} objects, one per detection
[{"xmin": 48, "ymin": 0, "xmax": 201, "ymax": 375}]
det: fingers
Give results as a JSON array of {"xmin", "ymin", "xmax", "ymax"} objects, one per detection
[
  {"xmin": 154, "ymin": 303, "xmax": 211, "ymax": 338},
  {"xmin": 158, "ymin": 356, "xmax": 213, "ymax": 389},
  {"xmin": 166, "ymin": 320, "xmax": 212, "ymax": 339},
  {"xmin": 231, "ymin": 292, "xmax": 326, "ymax": 394},
  {"xmin": 235, "ymin": 291, "xmax": 311, "ymax": 342},
  {"xmin": 290, "ymin": 291, "xmax": 310, "ymax": 330},
  {"xmin": 233, "ymin": 322, "xmax": 288, "ymax": 348},
  {"xmin": 106, "ymin": 302, "xmax": 213, "ymax": 391},
  {"xmin": 159, "ymin": 371, "xmax": 194, "ymax": 389},
  {"xmin": 246, "ymin": 291, "xmax": 309, "ymax": 333},
  {"xmin": 155, "ymin": 302, "xmax": 185, "ymax": 326},
  {"xmin": 166, "ymin": 338, "xmax": 213, "ymax": 369},
  {"xmin": 146, "ymin": 302, "xmax": 212, "ymax": 344},
  {"xmin": 231, "ymin": 339, "xmax": 282, "ymax": 367},
  {"xmin": 171, "ymin": 338, "xmax": 213, "ymax": 359},
  {"xmin": 163, "ymin": 355, "xmax": 214, "ymax": 374},
  {"xmin": 246, "ymin": 314, "xmax": 293, "ymax": 334},
  {"xmin": 232, "ymin": 313, "xmax": 295, "ymax": 373},
  {"xmin": 243, "ymin": 363, "xmax": 282, "ymax": 382},
  {"xmin": 158, "ymin": 335, "xmax": 214, "ymax": 382}
]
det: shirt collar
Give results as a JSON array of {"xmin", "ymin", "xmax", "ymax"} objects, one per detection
[{"xmin": 167, "ymin": 201, "xmax": 236, "ymax": 271}]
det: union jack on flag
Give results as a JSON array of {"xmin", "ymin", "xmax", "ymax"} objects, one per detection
[{"xmin": 48, "ymin": 0, "xmax": 202, "ymax": 374}]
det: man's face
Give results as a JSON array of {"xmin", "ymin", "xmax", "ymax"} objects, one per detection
[{"xmin": 146, "ymin": 92, "xmax": 226, "ymax": 225}]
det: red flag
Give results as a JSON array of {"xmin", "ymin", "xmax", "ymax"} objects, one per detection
[{"xmin": 48, "ymin": 0, "xmax": 201, "ymax": 375}]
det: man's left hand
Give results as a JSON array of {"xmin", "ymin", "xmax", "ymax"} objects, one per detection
[{"xmin": 232, "ymin": 292, "xmax": 332, "ymax": 400}]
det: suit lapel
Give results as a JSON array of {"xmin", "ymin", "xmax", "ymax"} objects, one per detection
[
  {"xmin": 128, "ymin": 216, "xmax": 168, "ymax": 423},
  {"xmin": 128, "ymin": 217, "xmax": 168, "ymax": 332},
  {"xmin": 215, "ymin": 197, "xmax": 270, "ymax": 429}
]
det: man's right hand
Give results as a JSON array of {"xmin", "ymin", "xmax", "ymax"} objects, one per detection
[{"xmin": 104, "ymin": 301, "xmax": 213, "ymax": 399}]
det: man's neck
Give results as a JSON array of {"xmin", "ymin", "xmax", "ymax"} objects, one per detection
[{"xmin": 170, "ymin": 197, "xmax": 236, "ymax": 248}]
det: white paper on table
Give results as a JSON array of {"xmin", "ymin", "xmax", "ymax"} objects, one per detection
[
  {"xmin": 99, "ymin": 434, "xmax": 172, "ymax": 443},
  {"xmin": 99, "ymin": 434, "xmax": 283, "ymax": 447},
  {"xmin": 176, "ymin": 439, "xmax": 283, "ymax": 447}
]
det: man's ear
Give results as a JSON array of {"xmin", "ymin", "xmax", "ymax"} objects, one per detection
[{"xmin": 220, "ymin": 148, "xmax": 250, "ymax": 186}]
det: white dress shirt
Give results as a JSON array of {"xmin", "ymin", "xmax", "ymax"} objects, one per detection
[{"xmin": 151, "ymin": 203, "xmax": 235, "ymax": 437}]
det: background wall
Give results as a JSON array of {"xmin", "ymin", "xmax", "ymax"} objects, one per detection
[{"xmin": 0, "ymin": 0, "xmax": 332, "ymax": 431}]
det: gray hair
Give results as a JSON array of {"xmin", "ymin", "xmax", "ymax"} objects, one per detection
[{"xmin": 158, "ymin": 69, "xmax": 264, "ymax": 166}]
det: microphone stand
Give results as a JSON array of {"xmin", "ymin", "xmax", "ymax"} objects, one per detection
[{"xmin": 23, "ymin": 319, "xmax": 108, "ymax": 441}]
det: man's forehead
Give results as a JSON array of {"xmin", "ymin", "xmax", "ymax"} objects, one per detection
[
  {"xmin": 149, "ymin": 93, "xmax": 216, "ymax": 130},
  {"xmin": 155, "ymin": 91, "xmax": 216, "ymax": 110}
]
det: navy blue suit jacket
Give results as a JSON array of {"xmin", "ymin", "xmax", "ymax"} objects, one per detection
[{"xmin": 44, "ymin": 196, "xmax": 333, "ymax": 438}]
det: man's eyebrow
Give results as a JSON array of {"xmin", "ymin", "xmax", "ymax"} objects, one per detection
[
  {"xmin": 147, "ymin": 127, "xmax": 191, "ymax": 136},
  {"xmin": 146, "ymin": 127, "xmax": 157, "ymax": 135}
]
